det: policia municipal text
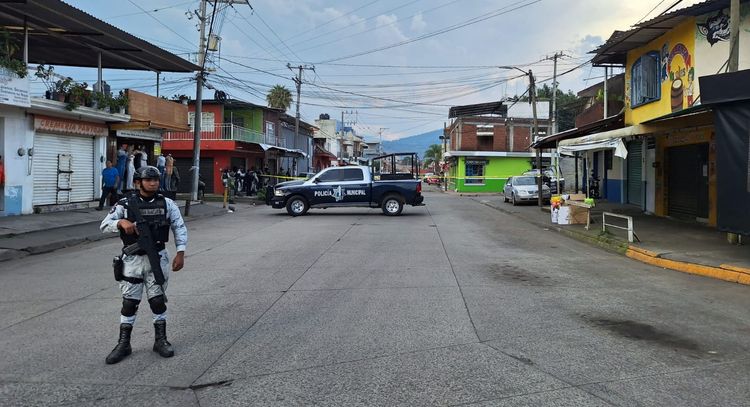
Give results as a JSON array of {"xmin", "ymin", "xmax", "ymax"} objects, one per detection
[{"xmin": 100, "ymin": 166, "xmax": 188, "ymax": 365}]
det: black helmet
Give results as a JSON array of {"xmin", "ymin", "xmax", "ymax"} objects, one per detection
[{"xmin": 134, "ymin": 165, "xmax": 161, "ymax": 181}]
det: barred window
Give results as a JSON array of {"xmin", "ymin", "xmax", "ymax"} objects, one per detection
[
  {"xmin": 465, "ymin": 160, "xmax": 485, "ymax": 185},
  {"xmin": 631, "ymin": 51, "xmax": 660, "ymax": 107}
]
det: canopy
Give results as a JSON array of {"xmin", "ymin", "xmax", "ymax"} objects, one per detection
[{"xmin": 557, "ymin": 125, "xmax": 644, "ymax": 158}]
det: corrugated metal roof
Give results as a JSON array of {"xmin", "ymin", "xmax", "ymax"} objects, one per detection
[
  {"xmin": 591, "ymin": 0, "xmax": 742, "ymax": 66},
  {"xmin": 0, "ymin": 0, "xmax": 199, "ymax": 72}
]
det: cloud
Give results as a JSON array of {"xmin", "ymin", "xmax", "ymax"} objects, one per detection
[{"xmin": 411, "ymin": 13, "xmax": 427, "ymax": 33}]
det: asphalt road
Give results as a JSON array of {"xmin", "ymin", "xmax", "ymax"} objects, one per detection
[{"xmin": 1, "ymin": 190, "xmax": 749, "ymax": 406}]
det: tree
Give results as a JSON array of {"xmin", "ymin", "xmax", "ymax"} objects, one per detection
[
  {"xmin": 266, "ymin": 85, "xmax": 292, "ymax": 111},
  {"xmin": 510, "ymin": 85, "xmax": 583, "ymax": 133},
  {"xmin": 423, "ymin": 144, "xmax": 443, "ymax": 172}
]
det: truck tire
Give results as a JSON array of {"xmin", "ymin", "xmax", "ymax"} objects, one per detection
[
  {"xmin": 286, "ymin": 196, "xmax": 309, "ymax": 216},
  {"xmin": 381, "ymin": 194, "xmax": 404, "ymax": 216}
]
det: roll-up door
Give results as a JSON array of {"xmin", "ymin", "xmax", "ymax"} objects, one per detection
[
  {"xmin": 175, "ymin": 157, "xmax": 214, "ymax": 194},
  {"xmin": 627, "ymin": 140, "xmax": 643, "ymax": 206},
  {"xmin": 33, "ymin": 133, "xmax": 95, "ymax": 205},
  {"xmin": 668, "ymin": 143, "xmax": 709, "ymax": 220}
]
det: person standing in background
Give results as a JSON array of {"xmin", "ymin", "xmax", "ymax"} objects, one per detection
[
  {"xmin": 97, "ymin": 160, "xmax": 120, "ymax": 210},
  {"xmin": 116, "ymin": 144, "xmax": 127, "ymax": 193}
]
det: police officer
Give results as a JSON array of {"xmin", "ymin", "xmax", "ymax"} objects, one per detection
[{"xmin": 100, "ymin": 166, "xmax": 188, "ymax": 364}]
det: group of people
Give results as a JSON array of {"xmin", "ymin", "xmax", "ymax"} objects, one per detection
[
  {"xmin": 98, "ymin": 144, "xmax": 180, "ymax": 210},
  {"xmin": 221, "ymin": 166, "xmax": 266, "ymax": 197}
]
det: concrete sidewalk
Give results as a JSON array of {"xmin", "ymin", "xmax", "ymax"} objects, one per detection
[
  {"xmin": 466, "ymin": 192, "xmax": 750, "ymax": 286},
  {"xmin": 0, "ymin": 201, "xmax": 228, "ymax": 262}
]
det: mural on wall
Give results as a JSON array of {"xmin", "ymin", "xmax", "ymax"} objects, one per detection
[
  {"xmin": 664, "ymin": 43, "xmax": 694, "ymax": 112},
  {"xmin": 697, "ymin": 10, "xmax": 730, "ymax": 46}
]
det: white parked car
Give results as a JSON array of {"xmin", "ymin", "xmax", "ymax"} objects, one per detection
[{"xmin": 503, "ymin": 176, "xmax": 551, "ymax": 206}]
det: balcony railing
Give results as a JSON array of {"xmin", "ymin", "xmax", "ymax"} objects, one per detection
[{"xmin": 163, "ymin": 123, "xmax": 286, "ymax": 148}]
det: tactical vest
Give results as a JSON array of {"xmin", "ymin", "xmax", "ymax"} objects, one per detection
[{"xmin": 119, "ymin": 194, "xmax": 170, "ymax": 251}]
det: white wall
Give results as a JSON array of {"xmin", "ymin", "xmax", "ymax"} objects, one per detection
[{"xmin": 0, "ymin": 105, "xmax": 34, "ymax": 215}]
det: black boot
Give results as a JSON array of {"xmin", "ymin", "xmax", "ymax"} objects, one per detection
[
  {"xmin": 153, "ymin": 320, "xmax": 174, "ymax": 358},
  {"xmin": 105, "ymin": 323, "xmax": 133, "ymax": 364}
]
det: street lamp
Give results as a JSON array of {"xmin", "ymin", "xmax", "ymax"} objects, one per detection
[{"xmin": 498, "ymin": 66, "xmax": 543, "ymax": 207}]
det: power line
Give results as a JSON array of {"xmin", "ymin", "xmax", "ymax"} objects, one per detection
[
  {"xmin": 317, "ymin": 0, "xmax": 540, "ymax": 64},
  {"xmin": 283, "ymin": 0, "xmax": 382, "ymax": 42},
  {"xmin": 107, "ymin": 0, "xmax": 196, "ymax": 19},
  {"xmin": 125, "ymin": 0, "xmax": 196, "ymax": 48}
]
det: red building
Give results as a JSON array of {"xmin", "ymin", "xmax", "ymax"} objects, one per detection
[{"xmin": 162, "ymin": 99, "xmax": 287, "ymax": 194}]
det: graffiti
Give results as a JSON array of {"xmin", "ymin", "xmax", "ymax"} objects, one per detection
[
  {"xmin": 666, "ymin": 43, "xmax": 694, "ymax": 112},
  {"xmin": 697, "ymin": 10, "xmax": 730, "ymax": 46}
]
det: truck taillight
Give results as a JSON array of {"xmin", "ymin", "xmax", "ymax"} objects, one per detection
[{"xmin": 417, "ymin": 182, "xmax": 422, "ymax": 193}]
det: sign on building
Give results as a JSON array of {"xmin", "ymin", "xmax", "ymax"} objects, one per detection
[{"xmin": 0, "ymin": 68, "xmax": 30, "ymax": 108}]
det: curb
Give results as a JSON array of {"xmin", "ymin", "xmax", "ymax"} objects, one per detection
[
  {"xmin": 476, "ymin": 197, "xmax": 749, "ymax": 287},
  {"xmin": 626, "ymin": 246, "xmax": 750, "ymax": 286}
]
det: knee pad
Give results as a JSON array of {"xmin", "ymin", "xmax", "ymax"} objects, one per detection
[
  {"xmin": 121, "ymin": 298, "xmax": 140, "ymax": 317},
  {"xmin": 148, "ymin": 295, "xmax": 167, "ymax": 315}
]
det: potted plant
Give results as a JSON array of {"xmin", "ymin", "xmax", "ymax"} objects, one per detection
[
  {"xmin": 52, "ymin": 77, "xmax": 72, "ymax": 102},
  {"xmin": 0, "ymin": 29, "xmax": 27, "ymax": 78},
  {"xmin": 35, "ymin": 64, "xmax": 56, "ymax": 99},
  {"xmin": 110, "ymin": 90, "xmax": 129, "ymax": 114},
  {"xmin": 65, "ymin": 82, "xmax": 88, "ymax": 111},
  {"xmin": 93, "ymin": 91, "xmax": 112, "ymax": 111},
  {"xmin": 172, "ymin": 94, "xmax": 190, "ymax": 105}
]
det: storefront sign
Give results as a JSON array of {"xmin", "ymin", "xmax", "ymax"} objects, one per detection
[
  {"xmin": 34, "ymin": 115, "xmax": 107, "ymax": 137},
  {"xmin": 154, "ymin": 142, "xmax": 161, "ymax": 156},
  {"xmin": 0, "ymin": 68, "xmax": 30, "ymax": 108},
  {"xmin": 116, "ymin": 128, "xmax": 162, "ymax": 141}
]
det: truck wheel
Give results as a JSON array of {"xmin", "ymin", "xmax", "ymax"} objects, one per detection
[
  {"xmin": 381, "ymin": 195, "xmax": 403, "ymax": 216},
  {"xmin": 286, "ymin": 196, "xmax": 309, "ymax": 216}
]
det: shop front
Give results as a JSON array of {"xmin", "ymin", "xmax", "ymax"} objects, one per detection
[
  {"xmin": 31, "ymin": 115, "xmax": 108, "ymax": 210},
  {"xmin": 445, "ymin": 152, "xmax": 546, "ymax": 193}
]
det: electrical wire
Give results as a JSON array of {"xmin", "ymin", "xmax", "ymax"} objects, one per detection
[
  {"xmin": 107, "ymin": 0, "xmax": 196, "ymax": 19},
  {"xmin": 125, "ymin": 0, "xmax": 196, "ymax": 48}
]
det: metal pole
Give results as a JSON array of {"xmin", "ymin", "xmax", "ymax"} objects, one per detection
[
  {"xmin": 156, "ymin": 72, "xmax": 160, "ymax": 97},
  {"xmin": 729, "ymin": 0, "xmax": 740, "ymax": 72},
  {"xmin": 551, "ymin": 53, "xmax": 558, "ymax": 135},
  {"xmin": 603, "ymin": 66, "xmax": 608, "ymax": 118},
  {"xmin": 23, "ymin": 17, "xmax": 28, "ymax": 65}
]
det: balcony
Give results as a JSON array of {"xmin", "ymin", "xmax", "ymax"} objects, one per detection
[{"xmin": 164, "ymin": 124, "xmax": 286, "ymax": 148}]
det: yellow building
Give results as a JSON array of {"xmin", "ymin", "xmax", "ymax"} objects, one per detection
[{"xmin": 582, "ymin": 0, "xmax": 750, "ymax": 226}]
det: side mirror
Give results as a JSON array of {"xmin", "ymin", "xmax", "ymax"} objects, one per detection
[{"xmin": 312, "ymin": 178, "xmax": 320, "ymax": 184}]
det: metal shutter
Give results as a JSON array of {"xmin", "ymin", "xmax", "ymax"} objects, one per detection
[
  {"xmin": 32, "ymin": 133, "xmax": 95, "ymax": 205},
  {"xmin": 174, "ymin": 157, "xmax": 214, "ymax": 194},
  {"xmin": 627, "ymin": 141, "xmax": 643, "ymax": 206},
  {"xmin": 667, "ymin": 145, "xmax": 698, "ymax": 219}
]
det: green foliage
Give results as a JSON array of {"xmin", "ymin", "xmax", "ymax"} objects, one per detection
[
  {"xmin": 423, "ymin": 143, "xmax": 443, "ymax": 170},
  {"xmin": 256, "ymin": 187, "xmax": 266, "ymax": 201},
  {"xmin": 0, "ymin": 29, "xmax": 26, "ymax": 78},
  {"xmin": 65, "ymin": 82, "xmax": 88, "ymax": 111},
  {"xmin": 266, "ymin": 85, "xmax": 292, "ymax": 111}
]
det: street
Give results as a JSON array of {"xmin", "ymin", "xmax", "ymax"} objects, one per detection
[{"xmin": 1, "ymin": 190, "xmax": 749, "ymax": 406}]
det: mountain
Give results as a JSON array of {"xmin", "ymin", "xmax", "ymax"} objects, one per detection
[{"xmin": 382, "ymin": 129, "xmax": 442, "ymax": 157}]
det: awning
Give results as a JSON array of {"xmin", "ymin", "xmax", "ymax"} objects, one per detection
[
  {"xmin": 0, "ymin": 0, "xmax": 199, "ymax": 72},
  {"xmin": 314, "ymin": 145, "xmax": 336, "ymax": 159},
  {"xmin": 531, "ymin": 112, "xmax": 624, "ymax": 149},
  {"xmin": 557, "ymin": 125, "xmax": 642, "ymax": 158}
]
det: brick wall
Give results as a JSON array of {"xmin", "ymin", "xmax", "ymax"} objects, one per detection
[
  {"xmin": 512, "ymin": 125, "xmax": 531, "ymax": 152},
  {"xmin": 460, "ymin": 123, "xmax": 477, "ymax": 150},
  {"xmin": 493, "ymin": 125, "xmax": 508, "ymax": 151}
]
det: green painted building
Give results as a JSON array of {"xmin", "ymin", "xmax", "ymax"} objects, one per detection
[{"xmin": 446, "ymin": 152, "xmax": 552, "ymax": 193}]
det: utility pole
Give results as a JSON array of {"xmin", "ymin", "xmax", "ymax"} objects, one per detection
[
  {"xmin": 550, "ymin": 51, "xmax": 565, "ymax": 195},
  {"xmin": 378, "ymin": 127, "xmax": 388, "ymax": 155},
  {"xmin": 603, "ymin": 66, "xmax": 609, "ymax": 118},
  {"xmin": 288, "ymin": 63, "xmax": 315, "ymax": 172},
  {"xmin": 529, "ymin": 69, "xmax": 543, "ymax": 208},
  {"xmin": 186, "ymin": 0, "xmax": 208, "ymax": 216}
]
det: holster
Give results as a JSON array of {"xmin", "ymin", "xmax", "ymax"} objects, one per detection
[{"xmin": 113, "ymin": 255, "xmax": 124, "ymax": 281}]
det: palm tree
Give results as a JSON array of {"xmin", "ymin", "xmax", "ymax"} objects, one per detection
[
  {"xmin": 266, "ymin": 85, "xmax": 292, "ymax": 111},
  {"xmin": 423, "ymin": 144, "xmax": 443, "ymax": 173}
]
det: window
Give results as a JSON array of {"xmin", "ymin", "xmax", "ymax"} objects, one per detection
[
  {"xmin": 318, "ymin": 169, "xmax": 341, "ymax": 182},
  {"xmin": 341, "ymin": 168, "xmax": 364, "ymax": 181},
  {"xmin": 265, "ymin": 121, "xmax": 275, "ymax": 137},
  {"xmin": 188, "ymin": 112, "xmax": 215, "ymax": 132},
  {"xmin": 631, "ymin": 51, "xmax": 660, "ymax": 107},
  {"xmin": 465, "ymin": 160, "xmax": 485, "ymax": 185}
]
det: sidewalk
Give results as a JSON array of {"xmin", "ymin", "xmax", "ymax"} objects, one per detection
[
  {"xmin": 469, "ymin": 193, "xmax": 750, "ymax": 286},
  {"xmin": 0, "ymin": 201, "xmax": 229, "ymax": 262}
]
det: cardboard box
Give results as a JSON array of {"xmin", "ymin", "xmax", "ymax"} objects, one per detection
[{"xmin": 557, "ymin": 205, "xmax": 588, "ymax": 225}]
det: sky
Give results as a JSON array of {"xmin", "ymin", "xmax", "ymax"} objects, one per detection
[{"xmin": 45, "ymin": 0, "xmax": 708, "ymax": 141}]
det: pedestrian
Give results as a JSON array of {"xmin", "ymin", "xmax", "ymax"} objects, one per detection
[
  {"xmin": 162, "ymin": 157, "xmax": 179, "ymax": 200},
  {"xmin": 116, "ymin": 144, "xmax": 127, "ymax": 193},
  {"xmin": 236, "ymin": 167, "xmax": 245, "ymax": 195},
  {"xmin": 97, "ymin": 160, "xmax": 120, "ymax": 210},
  {"xmin": 100, "ymin": 166, "xmax": 188, "ymax": 365}
]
